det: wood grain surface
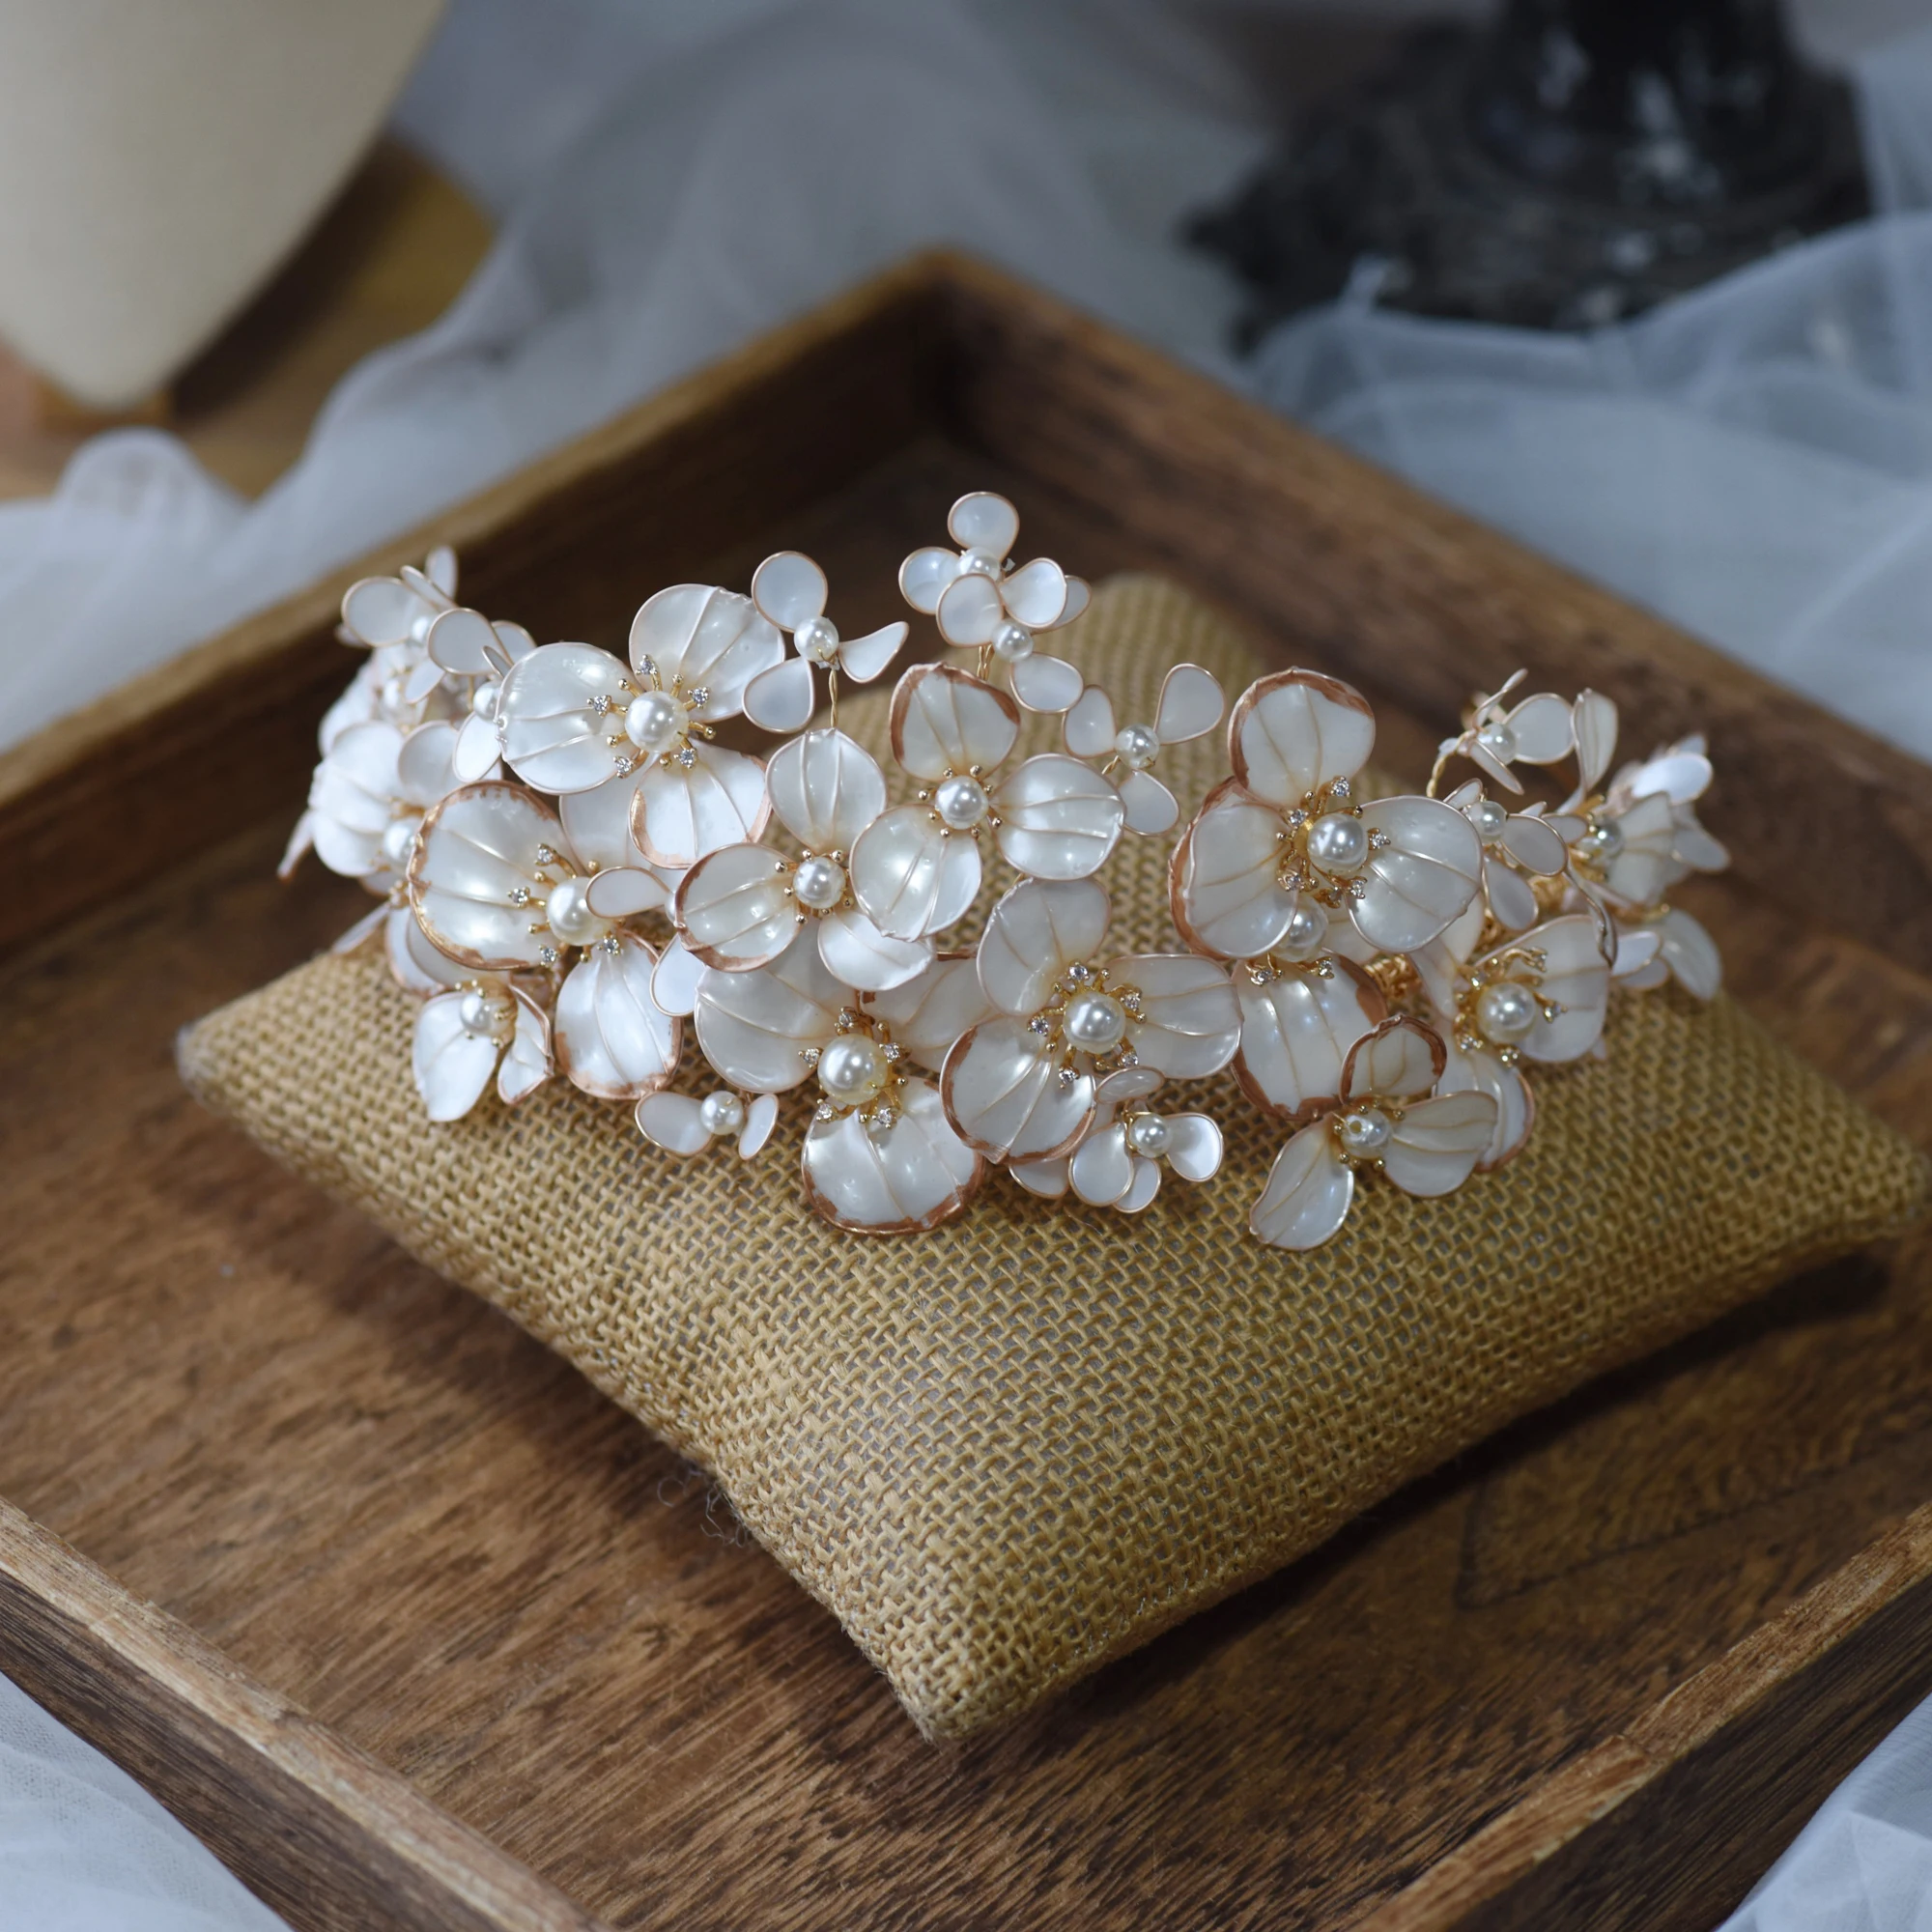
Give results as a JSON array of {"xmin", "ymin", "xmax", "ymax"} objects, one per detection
[{"xmin": 1, "ymin": 256, "xmax": 1930, "ymax": 1929}]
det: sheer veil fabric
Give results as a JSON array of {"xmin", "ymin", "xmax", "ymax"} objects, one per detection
[
  {"xmin": 0, "ymin": 1670, "xmax": 287, "ymax": 1929},
  {"xmin": 5, "ymin": 0, "xmax": 1932, "ymax": 1918}
]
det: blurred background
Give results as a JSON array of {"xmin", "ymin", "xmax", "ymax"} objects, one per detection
[
  {"xmin": 4, "ymin": 0, "xmax": 1932, "ymax": 767},
  {"xmin": 3, "ymin": 3, "xmax": 1931, "ymax": 1925}
]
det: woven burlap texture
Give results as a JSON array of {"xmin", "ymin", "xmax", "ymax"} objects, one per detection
[{"xmin": 180, "ymin": 575, "xmax": 1928, "ymax": 1738}]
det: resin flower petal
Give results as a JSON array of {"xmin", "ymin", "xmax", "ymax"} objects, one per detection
[
  {"xmin": 976, "ymin": 877, "xmax": 1111, "ymax": 1017},
  {"xmin": 802, "ymin": 1079, "xmax": 982, "ymax": 1235},
  {"xmin": 554, "ymin": 933, "xmax": 681, "ymax": 1099},
  {"xmin": 1231, "ymin": 670, "xmax": 1377, "ymax": 810},
  {"xmin": 941, "ymin": 1017, "xmax": 1096, "ymax": 1161},
  {"xmin": 1235, "ymin": 961, "xmax": 1386, "ymax": 1123},
  {"xmin": 1251, "ymin": 1122, "xmax": 1353, "ymax": 1251}
]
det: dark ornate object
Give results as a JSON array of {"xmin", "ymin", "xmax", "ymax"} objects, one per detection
[{"xmin": 1192, "ymin": 0, "xmax": 1869, "ymax": 339}]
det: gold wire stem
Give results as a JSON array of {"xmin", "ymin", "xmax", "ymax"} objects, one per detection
[{"xmin": 827, "ymin": 666, "xmax": 840, "ymax": 731}]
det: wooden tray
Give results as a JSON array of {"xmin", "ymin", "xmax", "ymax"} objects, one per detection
[{"xmin": 3, "ymin": 251, "xmax": 1930, "ymax": 1932}]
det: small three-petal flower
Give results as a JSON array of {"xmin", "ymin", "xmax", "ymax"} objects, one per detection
[
  {"xmin": 740, "ymin": 551, "xmax": 908, "ymax": 732},
  {"xmin": 1061, "ymin": 663, "xmax": 1225, "ymax": 838},
  {"xmin": 898, "ymin": 492, "xmax": 1092, "ymax": 713},
  {"xmin": 1011, "ymin": 1065, "xmax": 1224, "ymax": 1212}
]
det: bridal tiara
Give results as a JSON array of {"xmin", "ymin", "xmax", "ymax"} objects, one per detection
[{"xmin": 282, "ymin": 491, "xmax": 1727, "ymax": 1250}]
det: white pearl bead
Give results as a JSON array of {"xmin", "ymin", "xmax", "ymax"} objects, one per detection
[
  {"xmin": 699, "ymin": 1091, "xmax": 746, "ymax": 1137},
  {"xmin": 991, "ymin": 619, "xmax": 1034, "ymax": 663},
  {"xmin": 1478, "ymin": 720, "xmax": 1517, "ymax": 763},
  {"xmin": 933, "ymin": 774, "xmax": 989, "ymax": 831},
  {"xmin": 470, "ymin": 680, "xmax": 500, "ymax": 721},
  {"xmin": 545, "ymin": 875, "xmax": 609, "ymax": 948},
  {"xmin": 1276, "ymin": 899, "xmax": 1329, "ymax": 961},
  {"xmin": 817, "ymin": 1036, "xmax": 888, "ymax": 1108},
  {"xmin": 381, "ymin": 814, "xmax": 420, "ymax": 870},
  {"xmin": 1336, "ymin": 1105, "xmax": 1392, "ymax": 1155},
  {"xmin": 1125, "ymin": 1113, "xmax": 1171, "ymax": 1157},
  {"xmin": 1581, "ymin": 816, "xmax": 1625, "ymax": 861},
  {"xmin": 1063, "ymin": 989, "xmax": 1127, "ymax": 1051},
  {"xmin": 1469, "ymin": 798, "xmax": 1508, "ymax": 843},
  {"xmin": 794, "ymin": 614, "xmax": 840, "ymax": 666},
  {"xmin": 1476, "ymin": 980, "xmax": 1539, "ymax": 1043},
  {"xmin": 959, "ymin": 548, "xmax": 1003, "ymax": 578},
  {"xmin": 1114, "ymin": 723, "xmax": 1159, "ymax": 770},
  {"xmin": 1306, "ymin": 810, "xmax": 1369, "ymax": 876},
  {"xmin": 792, "ymin": 854, "xmax": 846, "ymax": 911},
  {"xmin": 625, "ymin": 690, "xmax": 687, "ymax": 754},
  {"xmin": 458, "ymin": 985, "xmax": 515, "ymax": 1043}
]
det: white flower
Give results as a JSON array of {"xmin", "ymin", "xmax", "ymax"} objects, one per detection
[
  {"xmin": 635, "ymin": 1087, "xmax": 781, "ymax": 1160},
  {"xmin": 495, "ymin": 582, "xmax": 782, "ymax": 869},
  {"xmin": 687, "ymin": 935, "xmax": 984, "ymax": 1233},
  {"xmin": 1010, "ymin": 1066, "xmax": 1224, "ymax": 1212},
  {"xmin": 340, "ymin": 545, "xmax": 459, "ymax": 650},
  {"xmin": 1442, "ymin": 780, "xmax": 1568, "ymax": 932},
  {"xmin": 1546, "ymin": 696, "xmax": 1727, "ymax": 998},
  {"xmin": 334, "ymin": 547, "xmax": 464, "ymax": 730},
  {"xmin": 1434, "ymin": 671, "xmax": 1575, "ymax": 793},
  {"xmin": 281, "ymin": 716, "xmax": 462, "ymax": 887},
  {"xmin": 1250, "ymin": 1017, "xmax": 1497, "ymax": 1251},
  {"xmin": 419, "ymin": 606, "xmax": 538, "ymax": 783},
  {"xmin": 941, "ymin": 876, "xmax": 1240, "ymax": 1163},
  {"xmin": 1061, "ymin": 664, "xmax": 1226, "ymax": 838},
  {"xmin": 412, "ymin": 977, "xmax": 553, "ymax": 1123},
  {"xmin": 409, "ymin": 781, "xmax": 682, "ymax": 1100},
  {"xmin": 1173, "ymin": 669, "xmax": 1483, "ymax": 964},
  {"xmin": 674, "ymin": 726, "xmax": 933, "ymax": 992},
  {"xmin": 740, "ymin": 551, "xmax": 908, "ymax": 732},
  {"xmin": 1416, "ymin": 913, "xmax": 1613, "ymax": 1169},
  {"xmin": 1554, "ymin": 700, "xmax": 1728, "ymax": 912},
  {"xmin": 846, "ymin": 665, "xmax": 1124, "ymax": 943},
  {"xmin": 898, "ymin": 491, "xmax": 1091, "ymax": 714}
]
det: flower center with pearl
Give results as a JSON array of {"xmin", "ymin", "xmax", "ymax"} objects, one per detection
[
  {"xmin": 933, "ymin": 774, "xmax": 989, "ymax": 832},
  {"xmin": 1305, "ymin": 810, "xmax": 1369, "ymax": 877},
  {"xmin": 1125, "ymin": 1112, "xmax": 1171, "ymax": 1158},
  {"xmin": 1575, "ymin": 815, "xmax": 1624, "ymax": 871},
  {"xmin": 991, "ymin": 620, "xmax": 1033, "ymax": 663},
  {"xmin": 381, "ymin": 813, "xmax": 423, "ymax": 870},
  {"xmin": 792, "ymin": 853, "xmax": 846, "ymax": 912},
  {"xmin": 1335, "ymin": 1105, "xmax": 1393, "ymax": 1158},
  {"xmin": 545, "ymin": 874, "xmax": 611, "ymax": 950},
  {"xmin": 794, "ymin": 615, "xmax": 840, "ymax": 667},
  {"xmin": 1114, "ymin": 723, "xmax": 1159, "ymax": 771},
  {"xmin": 1475, "ymin": 980, "xmax": 1538, "ymax": 1045},
  {"xmin": 1468, "ymin": 798, "xmax": 1509, "ymax": 844},
  {"xmin": 458, "ymin": 984, "xmax": 516, "ymax": 1045},
  {"xmin": 625, "ymin": 689, "xmax": 689, "ymax": 758},
  {"xmin": 817, "ymin": 1035, "xmax": 889, "ymax": 1109},
  {"xmin": 1063, "ymin": 988, "xmax": 1127, "ymax": 1052},
  {"xmin": 699, "ymin": 1091, "xmax": 746, "ymax": 1138}
]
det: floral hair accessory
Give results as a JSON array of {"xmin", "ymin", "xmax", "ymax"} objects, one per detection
[{"xmin": 284, "ymin": 492, "xmax": 1729, "ymax": 1244}]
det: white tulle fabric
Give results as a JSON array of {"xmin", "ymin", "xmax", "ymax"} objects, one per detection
[
  {"xmin": 1718, "ymin": 1690, "xmax": 1932, "ymax": 1931},
  {"xmin": 0, "ymin": 1670, "xmax": 287, "ymax": 1930},
  {"xmin": 6, "ymin": 0, "xmax": 1932, "ymax": 1916}
]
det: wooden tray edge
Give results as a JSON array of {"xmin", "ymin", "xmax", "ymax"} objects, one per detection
[
  {"xmin": 0, "ymin": 1497, "xmax": 610, "ymax": 1932},
  {"xmin": 1365, "ymin": 1499, "xmax": 1932, "ymax": 1930}
]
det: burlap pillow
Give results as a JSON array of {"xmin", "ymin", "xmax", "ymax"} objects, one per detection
[{"xmin": 179, "ymin": 576, "xmax": 1927, "ymax": 1738}]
